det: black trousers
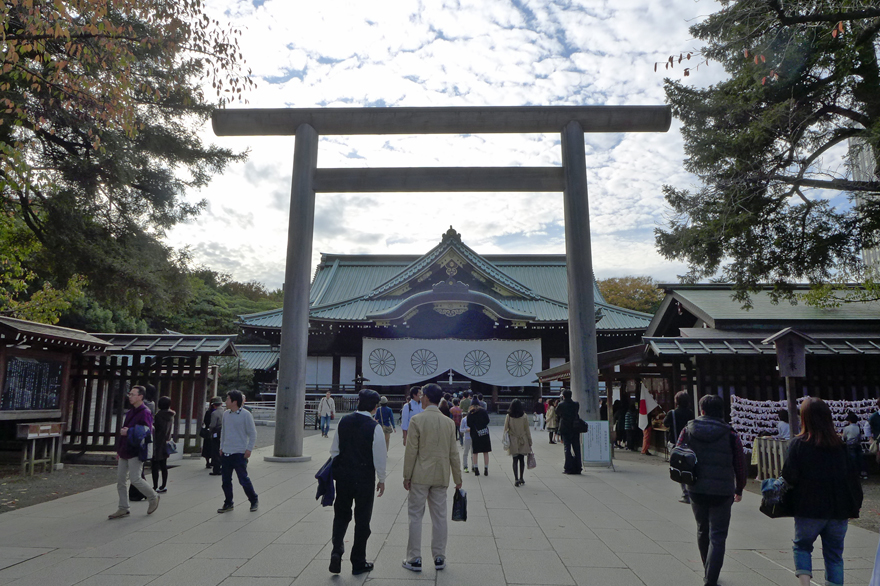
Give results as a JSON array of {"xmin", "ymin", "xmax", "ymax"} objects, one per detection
[
  {"xmin": 331, "ymin": 479, "xmax": 375, "ymax": 566},
  {"xmin": 211, "ymin": 436, "xmax": 222, "ymax": 473},
  {"xmin": 561, "ymin": 432, "xmax": 582, "ymax": 473},
  {"xmin": 690, "ymin": 494, "xmax": 733, "ymax": 586}
]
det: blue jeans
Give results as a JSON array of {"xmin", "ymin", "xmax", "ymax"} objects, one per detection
[
  {"xmin": 793, "ymin": 517, "xmax": 848, "ymax": 586},
  {"xmin": 221, "ymin": 453, "xmax": 258, "ymax": 507},
  {"xmin": 321, "ymin": 414, "xmax": 331, "ymax": 436}
]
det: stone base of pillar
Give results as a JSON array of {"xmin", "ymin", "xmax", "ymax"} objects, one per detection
[{"xmin": 263, "ymin": 455, "xmax": 312, "ymax": 463}]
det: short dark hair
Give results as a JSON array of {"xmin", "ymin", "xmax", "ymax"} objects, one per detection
[
  {"xmin": 158, "ymin": 396, "xmax": 172, "ymax": 410},
  {"xmin": 453, "ymin": 398, "xmax": 460, "ymax": 406},
  {"xmin": 423, "ymin": 383, "xmax": 443, "ymax": 405},
  {"xmin": 846, "ymin": 411, "xmax": 859, "ymax": 424},
  {"xmin": 476, "ymin": 393, "xmax": 483, "ymax": 401},
  {"xmin": 562, "ymin": 389, "xmax": 572, "ymax": 400},
  {"xmin": 130, "ymin": 385, "xmax": 145, "ymax": 397},
  {"xmin": 226, "ymin": 390, "xmax": 244, "ymax": 408},
  {"xmin": 509, "ymin": 399, "xmax": 524, "ymax": 418},
  {"xmin": 409, "ymin": 386, "xmax": 421, "ymax": 399},
  {"xmin": 145, "ymin": 383, "xmax": 157, "ymax": 401},
  {"xmin": 777, "ymin": 409, "xmax": 789, "ymax": 423},
  {"xmin": 357, "ymin": 389, "xmax": 381, "ymax": 412},
  {"xmin": 699, "ymin": 394, "xmax": 724, "ymax": 419},
  {"xmin": 674, "ymin": 391, "xmax": 690, "ymax": 409}
]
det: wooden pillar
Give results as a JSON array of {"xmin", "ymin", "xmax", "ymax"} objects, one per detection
[
  {"xmin": 561, "ymin": 120, "xmax": 599, "ymax": 420},
  {"xmin": 271, "ymin": 123, "xmax": 318, "ymax": 462}
]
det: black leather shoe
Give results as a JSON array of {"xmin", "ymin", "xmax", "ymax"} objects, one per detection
[
  {"xmin": 329, "ymin": 553, "xmax": 342, "ymax": 574},
  {"xmin": 208, "ymin": 472, "xmax": 222, "ymax": 476},
  {"xmin": 352, "ymin": 562, "xmax": 374, "ymax": 575}
]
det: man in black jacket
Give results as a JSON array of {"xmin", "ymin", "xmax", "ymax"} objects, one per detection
[
  {"xmin": 555, "ymin": 390, "xmax": 583, "ymax": 475},
  {"xmin": 329, "ymin": 389, "xmax": 386, "ymax": 576},
  {"xmin": 679, "ymin": 394, "xmax": 746, "ymax": 586}
]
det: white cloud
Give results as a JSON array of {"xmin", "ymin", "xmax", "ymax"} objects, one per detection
[{"xmin": 166, "ymin": 0, "xmax": 725, "ymax": 289}]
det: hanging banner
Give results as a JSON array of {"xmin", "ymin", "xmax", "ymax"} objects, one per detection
[{"xmin": 362, "ymin": 338, "xmax": 542, "ymax": 387}]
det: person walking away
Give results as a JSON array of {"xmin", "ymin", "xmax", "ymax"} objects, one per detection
[
  {"xmin": 467, "ymin": 402, "xmax": 492, "ymax": 476},
  {"xmin": 625, "ymin": 402, "xmax": 639, "ymax": 451},
  {"xmin": 533, "ymin": 398, "xmax": 545, "ymax": 430},
  {"xmin": 777, "ymin": 409, "xmax": 791, "ymax": 440},
  {"xmin": 664, "ymin": 391, "xmax": 694, "ymax": 503},
  {"xmin": 108, "ymin": 385, "xmax": 160, "ymax": 519},
  {"xmin": 450, "ymin": 399, "xmax": 463, "ymax": 443},
  {"xmin": 402, "ymin": 383, "xmax": 462, "ymax": 572},
  {"xmin": 783, "ymin": 397, "xmax": 862, "ymax": 586},
  {"xmin": 460, "ymin": 392, "xmax": 472, "ymax": 416},
  {"xmin": 504, "ymin": 399, "xmax": 533, "ymax": 486},
  {"xmin": 476, "ymin": 393, "xmax": 487, "ymax": 409},
  {"xmin": 842, "ymin": 411, "xmax": 868, "ymax": 480},
  {"xmin": 545, "ymin": 399, "xmax": 558, "ymax": 444},
  {"xmin": 555, "ymin": 390, "xmax": 583, "ymax": 475},
  {"xmin": 677, "ymin": 394, "xmax": 746, "ymax": 586},
  {"xmin": 460, "ymin": 410, "xmax": 473, "ymax": 473},
  {"xmin": 201, "ymin": 399, "xmax": 217, "ymax": 468},
  {"xmin": 615, "ymin": 397, "xmax": 628, "ymax": 448},
  {"xmin": 217, "ymin": 390, "xmax": 259, "ymax": 513},
  {"xmin": 208, "ymin": 396, "xmax": 225, "ymax": 475},
  {"xmin": 439, "ymin": 398, "xmax": 452, "ymax": 419},
  {"xmin": 870, "ymin": 399, "xmax": 880, "ymax": 467},
  {"xmin": 329, "ymin": 389, "xmax": 386, "ymax": 575},
  {"xmin": 401, "ymin": 386, "xmax": 423, "ymax": 446},
  {"xmin": 374, "ymin": 396, "xmax": 396, "ymax": 451},
  {"xmin": 318, "ymin": 391, "xmax": 336, "ymax": 438},
  {"xmin": 151, "ymin": 396, "xmax": 175, "ymax": 493}
]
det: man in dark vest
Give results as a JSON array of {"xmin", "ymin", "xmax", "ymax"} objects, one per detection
[
  {"xmin": 555, "ymin": 390, "xmax": 583, "ymax": 475},
  {"xmin": 329, "ymin": 389, "xmax": 386, "ymax": 575},
  {"xmin": 679, "ymin": 394, "xmax": 746, "ymax": 586}
]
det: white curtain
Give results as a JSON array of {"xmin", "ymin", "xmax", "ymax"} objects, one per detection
[{"xmin": 362, "ymin": 338, "xmax": 542, "ymax": 387}]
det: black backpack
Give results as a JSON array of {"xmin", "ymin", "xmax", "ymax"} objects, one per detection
[{"xmin": 669, "ymin": 438, "xmax": 698, "ymax": 485}]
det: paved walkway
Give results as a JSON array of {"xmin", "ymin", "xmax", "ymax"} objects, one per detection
[{"xmin": 1, "ymin": 424, "xmax": 878, "ymax": 586}]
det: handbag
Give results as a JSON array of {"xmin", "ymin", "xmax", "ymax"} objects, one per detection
[
  {"xmin": 870, "ymin": 439, "xmax": 878, "ymax": 455},
  {"xmin": 573, "ymin": 418, "xmax": 589, "ymax": 434},
  {"xmin": 166, "ymin": 440, "xmax": 178, "ymax": 456},
  {"xmin": 199, "ymin": 427, "xmax": 211, "ymax": 440},
  {"xmin": 527, "ymin": 452, "xmax": 537, "ymax": 469},
  {"xmin": 451, "ymin": 488, "xmax": 467, "ymax": 522},
  {"xmin": 502, "ymin": 432, "xmax": 511, "ymax": 451},
  {"xmin": 759, "ymin": 477, "xmax": 793, "ymax": 518}
]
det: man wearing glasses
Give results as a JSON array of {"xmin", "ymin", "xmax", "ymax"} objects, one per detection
[{"xmin": 109, "ymin": 385, "xmax": 160, "ymax": 519}]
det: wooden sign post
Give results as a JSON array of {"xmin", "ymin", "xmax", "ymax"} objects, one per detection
[{"xmin": 762, "ymin": 328, "xmax": 816, "ymax": 437}]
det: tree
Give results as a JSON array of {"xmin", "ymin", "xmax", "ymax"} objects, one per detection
[
  {"xmin": 657, "ymin": 0, "xmax": 880, "ymax": 302},
  {"xmin": 0, "ymin": 212, "xmax": 84, "ymax": 323},
  {"xmin": 597, "ymin": 276, "xmax": 665, "ymax": 314},
  {"xmin": 0, "ymin": 0, "xmax": 253, "ymax": 313}
]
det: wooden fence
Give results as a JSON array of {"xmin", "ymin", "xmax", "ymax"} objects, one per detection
[
  {"xmin": 66, "ymin": 355, "xmax": 215, "ymax": 454},
  {"xmin": 753, "ymin": 437, "xmax": 790, "ymax": 480}
]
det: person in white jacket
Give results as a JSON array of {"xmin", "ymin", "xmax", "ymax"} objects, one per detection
[
  {"xmin": 460, "ymin": 408, "xmax": 472, "ymax": 473},
  {"xmin": 318, "ymin": 391, "xmax": 336, "ymax": 438},
  {"xmin": 401, "ymin": 387, "xmax": 423, "ymax": 446}
]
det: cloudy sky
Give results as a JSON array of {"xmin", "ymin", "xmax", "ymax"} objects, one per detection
[{"xmin": 166, "ymin": 0, "xmax": 729, "ymax": 290}]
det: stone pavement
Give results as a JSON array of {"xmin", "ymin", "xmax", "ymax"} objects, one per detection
[{"xmin": 0, "ymin": 424, "xmax": 878, "ymax": 586}]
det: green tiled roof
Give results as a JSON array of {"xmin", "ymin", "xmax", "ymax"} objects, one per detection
[
  {"xmin": 237, "ymin": 345, "xmax": 279, "ymax": 370},
  {"xmin": 241, "ymin": 230, "xmax": 651, "ymax": 331}
]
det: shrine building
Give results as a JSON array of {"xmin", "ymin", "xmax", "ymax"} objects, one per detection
[{"xmin": 239, "ymin": 227, "xmax": 651, "ymax": 408}]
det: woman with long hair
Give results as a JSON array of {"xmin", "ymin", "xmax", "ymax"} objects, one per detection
[
  {"xmin": 782, "ymin": 397, "xmax": 862, "ymax": 586},
  {"xmin": 467, "ymin": 402, "xmax": 492, "ymax": 476},
  {"xmin": 503, "ymin": 399, "xmax": 533, "ymax": 486},
  {"xmin": 151, "ymin": 396, "xmax": 175, "ymax": 493},
  {"xmin": 545, "ymin": 399, "xmax": 558, "ymax": 444}
]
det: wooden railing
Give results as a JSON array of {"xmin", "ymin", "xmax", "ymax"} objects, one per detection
[{"xmin": 753, "ymin": 437, "xmax": 790, "ymax": 480}]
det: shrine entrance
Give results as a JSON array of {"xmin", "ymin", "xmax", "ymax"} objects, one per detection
[{"xmin": 212, "ymin": 105, "xmax": 671, "ymax": 461}]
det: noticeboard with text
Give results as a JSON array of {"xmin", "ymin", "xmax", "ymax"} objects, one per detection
[
  {"xmin": 1, "ymin": 356, "xmax": 64, "ymax": 411},
  {"xmin": 582, "ymin": 420, "xmax": 611, "ymax": 466}
]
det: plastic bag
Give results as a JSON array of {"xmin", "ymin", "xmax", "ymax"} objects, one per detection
[
  {"xmin": 502, "ymin": 432, "xmax": 510, "ymax": 451},
  {"xmin": 527, "ymin": 452, "xmax": 537, "ymax": 469},
  {"xmin": 451, "ymin": 488, "xmax": 467, "ymax": 522}
]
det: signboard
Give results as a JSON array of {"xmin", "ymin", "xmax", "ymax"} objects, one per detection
[
  {"xmin": 775, "ymin": 336, "xmax": 806, "ymax": 378},
  {"xmin": 582, "ymin": 420, "xmax": 611, "ymax": 466},
  {"xmin": 1, "ymin": 357, "xmax": 64, "ymax": 411}
]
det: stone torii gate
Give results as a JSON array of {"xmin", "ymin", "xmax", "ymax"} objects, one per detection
[{"xmin": 212, "ymin": 106, "xmax": 671, "ymax": 461}]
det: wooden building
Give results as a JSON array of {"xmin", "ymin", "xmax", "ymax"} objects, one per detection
[
  {"xmin": 239, "ymin": 228, "xmax": 651, "ymax": 405},
  {"xmin": 644, "ymin": 284, "xmax": 880, "ymax": 415}
]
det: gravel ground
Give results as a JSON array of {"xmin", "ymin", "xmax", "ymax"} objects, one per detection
[
  {"xmin": 612, "ymin": 447, "xmax": 880, "ymax": 533},
  {"xmin": 0, "ymin": 426, "xmax": 319, "ymax": 514}
]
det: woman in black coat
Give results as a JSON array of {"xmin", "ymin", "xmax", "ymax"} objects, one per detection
[
  {"xmin": 782, "ymin": 397, "xmax": 862, "ymax": 586},
  {"xmin": 467, "ymin": 404, "xmax": 492, "ymax": 477},
  {"xmin": 151, "ymin": 396, "xmax": 176, "ymax": 493}
]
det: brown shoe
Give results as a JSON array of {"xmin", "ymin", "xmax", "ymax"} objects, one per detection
[
  {"xmin": 147, "ymin": 496, "xmax": 160, "ymax": 515},
  {"xmin": 108, "ymin": 508, "xmax": 130, "ymax": 520}
]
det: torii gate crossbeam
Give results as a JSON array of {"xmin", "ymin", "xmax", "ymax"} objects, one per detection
[{"xmin": 212, "ymin": 105, "xmax": 671, "ymax": 462}]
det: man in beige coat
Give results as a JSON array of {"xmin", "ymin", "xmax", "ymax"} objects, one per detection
[{"xmin": 402, "ymin": 383, "xmax": 462, "ymax": 572}]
